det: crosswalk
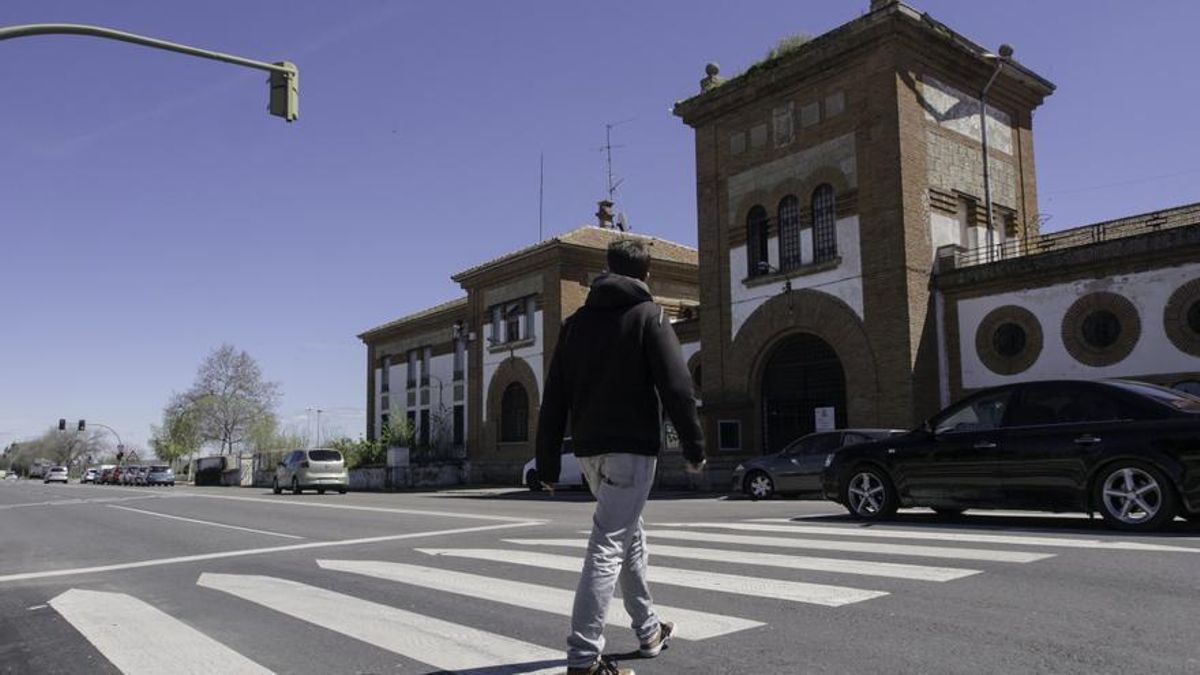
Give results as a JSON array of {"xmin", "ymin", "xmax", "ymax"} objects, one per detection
[{"xmin": 49, "ymin": 518, "xmax": 1188, "ymax": 674}]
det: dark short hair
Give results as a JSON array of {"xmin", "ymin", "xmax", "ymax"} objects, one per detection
[{"xmin": 607, "ymin": 239, "xmax": 651, "ymax": 280}]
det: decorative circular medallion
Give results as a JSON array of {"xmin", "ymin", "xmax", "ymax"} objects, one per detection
[
  {"xmin": 976, "ymin": 305, "xmax": 1042, "ymax": 375},
  {"xmin": 1163, "ymin": 278, "xmax": 1200, "ymax": 357},
  {"xmin": 1062, "ymin": 292, "xmax": 1140, "ymax": 367}
]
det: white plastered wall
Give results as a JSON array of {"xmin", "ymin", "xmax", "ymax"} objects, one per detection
[
  {"xmin": 957, "ymin": 263, "xmax": 1200, "ymax": 389},
  {"xmin": 729, "ymin": 215, "xmax": 864, "ymax": 340},
  {"xmin": 481, "ymin": 310, "xmax": 545, "ymax": 422}
]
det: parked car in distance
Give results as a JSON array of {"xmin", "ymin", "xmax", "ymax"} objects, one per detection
[
  {"xmin": 824, "ymin": 379, "xmax": 1200, "ymax": 532},
  {"xmin": 81, "ymin": 467, "xmax": 99, "ymax": 484},
  {"xmin": 273, "ymin": 449, "xmax": 348, "ymax": 495},
  {"xmin": 145, "ymin": 465, "xmax": 175, "ymax": 486},
  {"xmin": 522, "ymin": 440, "xmax": 584, "ymax": 491},
  {"xmin": 733, "ymin": 428, "xmax": 904, "ymax": 500},
  {"xmin": 44, "ymin": 466, "xmax": 70, "ymax": 484},
  {"xmin": 122, "ymin": 465, "xmax": 143, "ymax": 485}
]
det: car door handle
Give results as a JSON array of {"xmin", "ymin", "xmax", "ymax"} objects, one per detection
[
  {"xmin": 973, "ymin": 441, "xmax": 997, "ymax": 450},
  {"xmin": 1074, "ymin": 435, "xmax": 1102, "ymax": 446}
]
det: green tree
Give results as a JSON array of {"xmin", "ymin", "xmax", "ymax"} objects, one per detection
[
  {"xmin": 246, "ymin": 413, "xmax": 308, "ymax": 454},
  {"xmin": 150, "ymin": 395, "xmax": 202, "ymax": 466}
]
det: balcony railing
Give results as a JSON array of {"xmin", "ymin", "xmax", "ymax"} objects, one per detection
[{"xmin": 953, "ymin": 203, "xmax": 1200, "ymax": 269}]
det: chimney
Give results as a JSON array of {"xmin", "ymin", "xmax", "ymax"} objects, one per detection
[
  {"xmin": 596, "ymin": 200, "xmax": 616, "ymax": 229},
  {"xmin": 870, "ymin": 0, "xmax": 898, "ymax": 11}
]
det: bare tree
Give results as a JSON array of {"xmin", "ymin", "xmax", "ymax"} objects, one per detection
[
  {"xmin": 16, "ymin": 428, "xmax": 108, "ymax": 468},
  {"xmin": 183, "ymin": 344, "xmax": 280, "ymax": 455}
]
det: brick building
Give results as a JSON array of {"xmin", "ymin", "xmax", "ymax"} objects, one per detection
[
  {"xmin": 361, "ymin": 0, "xmax": 1200, "ymax": 487},
  {"xmin": 358, "ymin": 212, "xmax": 700, "ymax": 484}
]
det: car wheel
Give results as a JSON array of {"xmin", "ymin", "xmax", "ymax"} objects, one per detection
[
  {"xmin": 272, "ymin": 479, "xmax": 282, "ymax": 495},
  {"xmin": 338, "ymin": 488, "xmax": 347, "ymax": 494},
  {"xmin": 525, "ymin": 469, "xmax": 542, "ymax": 492},
  {"xmin": 292, "ymin": 478, "xmax": 302, "ymax": 495},
  {"xmin": 744, "ymin": 471, "xmax": 775, "ymax": 501},
  {"xmin": 843, "ymin": 466, "xmax": 898, "ymax": 520},
  {"xmin": 1094, "ymin": 462, "xmax": 1177, "ymax": 532},
  {"xmin": 317, "ymin": 488, "xmax": 326, "ymax": 495},
  {"xmin": 932, "ymin": 507, "xmax": 965, "ymax": 519}
]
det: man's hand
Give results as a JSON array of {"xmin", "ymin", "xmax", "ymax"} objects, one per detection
[
  {"xmin": 541, "ymin": 482, "xmax": 557, "ymax": 495},
  {"xmin": 685, "ymin": 459, "xmax": 706, "ymax": 475}
]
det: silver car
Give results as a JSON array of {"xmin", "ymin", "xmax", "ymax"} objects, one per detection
[
  {"xmin": 44, "ymin": 466, "xmax": 70, "ymax": 484},
  {"xmin": 274, "ymin": 449, "xmax": 348, "ymax": 495},
  {"xmin": 145, "ymin": 465, "xmax": 175, "ymax": 486},
  {"xmin": 732, "ymin": 429, "xmax": 903, "ymax": 500}
]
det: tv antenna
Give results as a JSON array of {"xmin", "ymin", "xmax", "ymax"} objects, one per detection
[{"xmin": 599, "ymin": 118, "xmax": 633, "ymax": 202}]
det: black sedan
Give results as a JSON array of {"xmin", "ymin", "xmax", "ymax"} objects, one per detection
[{"xmin": 823, "ymin": 379, "xmax": 1200, "ymax": 532}]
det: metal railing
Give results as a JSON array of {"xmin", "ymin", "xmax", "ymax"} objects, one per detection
[{"xmin": 953, "ymin": 203, "xmax": 1200, "ymax": 269}]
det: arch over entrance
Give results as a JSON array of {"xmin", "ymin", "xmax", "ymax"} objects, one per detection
[
  {"xmin": 730, "ymin": 289, "xmax": 880, "ymax": 453},
  {"xmin": 485, "ymin": 356, "xmax": 540, "ymax": 452},
  {"xmin": 760, "ymin": 334, "xmax": 846, "ymax": 453}
]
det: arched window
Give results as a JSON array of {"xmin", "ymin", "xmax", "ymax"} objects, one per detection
[
  {"xmin": 812, "ymin": 184, "xmax": 837, "ymax": 262},
  {"xmin": 500, "ymin": 382, "xmax": 529, "ymax": 442},
  {"xmin": 778, "ymin": 195, "xmax": 801, "ymax": 270},
  {"xmin": 746, "ymin": 205, "xmax": 769, "ymax": 277}
]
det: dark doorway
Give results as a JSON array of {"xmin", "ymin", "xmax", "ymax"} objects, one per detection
[{"xmin": 760, "ymin": 333, "xmax": 847, "ymax": 454}]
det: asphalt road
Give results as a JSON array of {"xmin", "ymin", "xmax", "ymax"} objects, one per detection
[{"xmin": 1, "ymin": 479, "xmax": 1198, "ymax": 674}]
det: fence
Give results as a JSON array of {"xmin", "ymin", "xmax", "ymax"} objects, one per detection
[{"xmin": 954, "ymin": 203, "xmax": 1200, "ymax": 269}]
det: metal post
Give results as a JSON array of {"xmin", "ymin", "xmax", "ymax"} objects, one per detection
[{"xmin": 979, "ymin": 45, "xmax": 1011, "ymax": 263}]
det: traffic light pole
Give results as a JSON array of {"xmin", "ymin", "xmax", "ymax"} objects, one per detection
[{"xmin": 0, "ymin": 23, "xmax": 298, "ymax": 121}]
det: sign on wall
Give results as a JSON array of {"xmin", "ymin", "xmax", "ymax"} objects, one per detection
[{"xmin": 814, "ymin": 406, "xmax": 836, "ymax": 432}]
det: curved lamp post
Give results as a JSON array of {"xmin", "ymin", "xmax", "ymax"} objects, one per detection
[{"xmin": 0, "ymin": 23, "xmax": 298, "ymax": 121}]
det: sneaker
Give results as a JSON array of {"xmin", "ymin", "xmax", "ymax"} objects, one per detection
[
  {"xmin": 566, "ymin": 656, "xmax": 634, "ymax": 675},
  {"xmin": 638, "ymin": 620, "xmax": 675, "ymax": 658}
]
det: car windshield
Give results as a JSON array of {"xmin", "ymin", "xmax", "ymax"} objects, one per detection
[
  {"xmin": 151, "ymin": 466, "xmax": 170, "ymax": 472},
  {"xmin": 1109, "ymin": 381, "xmax": 1200, "ymax": 413},
  {"xmin": 308, "ymin": 450, "xmax": 342, "ymax": 462}
]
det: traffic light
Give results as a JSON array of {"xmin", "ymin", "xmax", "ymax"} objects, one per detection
[
  {"xmin": 78, "ymin": 419, "xmax": 86, "ymax": 432},
  {"xmin": 116, "ymin": 450, "xmax": 124, "ymax": 463},
  {"xmin": 269, "ymin": 61, "xmax": 299, "ymax": 122},
  {"xmin": 59, "ymin": 418, "xmax": 66, "ymax": 431}
]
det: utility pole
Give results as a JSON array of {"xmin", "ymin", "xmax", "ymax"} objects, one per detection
[{"xmin": 0, "ymin": 24, "xmax": 299, "ymax": 121}]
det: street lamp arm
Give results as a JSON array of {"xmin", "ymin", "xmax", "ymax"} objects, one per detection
[
  {"xmin": 87, "ymin": 423, "xmax": 123, "ymax": 448},
  {"xmin": 0, "ymin": 24, "xmax": 293, "ymax": 75}
]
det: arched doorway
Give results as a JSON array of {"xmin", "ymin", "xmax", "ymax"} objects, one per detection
[{"xmin": 760, "ymin": 333, "xmax": 847, "ymax": 454}]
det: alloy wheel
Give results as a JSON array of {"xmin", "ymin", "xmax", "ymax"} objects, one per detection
[
  {"xmin": 847, "ymin": 471, "xmax": 887, "ymax": 516},
  {"xmin": 746, "ymin": 472, "xmax": 774, "ymax": 500},
  {"xmin": 1101, "ymin": 467, "xmax": 1163, "ymax": 525}
]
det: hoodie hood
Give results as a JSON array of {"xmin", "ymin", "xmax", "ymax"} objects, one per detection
[{"xmin": 585, "ymin": 273, "xmax": 653, "ymax": 309}]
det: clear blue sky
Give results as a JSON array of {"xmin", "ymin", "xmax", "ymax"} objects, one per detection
[{"xmin": 3, "ymin": 1, "xmax": 1198, "ymax": 452}]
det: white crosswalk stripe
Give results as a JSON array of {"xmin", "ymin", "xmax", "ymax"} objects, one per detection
[
  {"xmin": 699, "ymin": 520, "xmax": 1200, "ymax": 553},
  {"xmin": 49, "ymin": 589, "xmax": 273, "ymax": 675},
  {"xmin": 197, "ymin": 573, "xmax": 564, "ymax": 674},
  {"xmin": 318, "ymin": 558, "xmax": 764, "ymax": 639},
  {"xmin": 49, "ymin": 517, "xmax": 1091, "ymax": 672},
  {"xmin": 643, "ymin": 528, "xmax": 1054, "ymax": 562},
  {"xmin": 504, "ymin": 538, "xmax": 981, "ymax": 581},
  {"xmin": 417, "ymin": 547, "xmax": 888, "ymax": 606}
]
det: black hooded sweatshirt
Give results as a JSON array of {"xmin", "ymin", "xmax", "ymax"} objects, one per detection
[{"xmin": 535, "ymin": 273, "xmax": 705, "ymax": 483}]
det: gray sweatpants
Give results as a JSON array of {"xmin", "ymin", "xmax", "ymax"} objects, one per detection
[{"xmin": 567, "ymin": 453, "xmax": 660, "ymax": 668}]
